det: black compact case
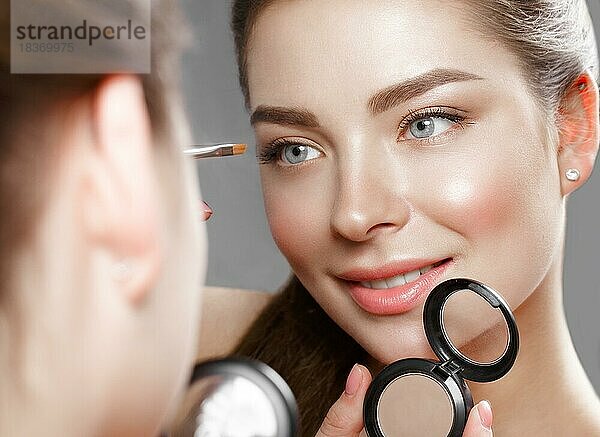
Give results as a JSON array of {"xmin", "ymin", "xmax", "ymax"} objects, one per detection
[
  {"xmin": 169, "ymin": 358, "xmax": 299, "ymax": 437},
  {"xmin": 363, "ymin": 278, "xmax": 519, "ymax": 437}
]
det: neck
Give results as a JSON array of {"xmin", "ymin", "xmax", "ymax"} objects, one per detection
[
  {"xmin": 0, "ymin": 253, "xmax": 144, "ymax": 437},
  {"xmin": 0, "ymin": 302, "xmax": 91, "ymax": 437},
  {"xmin": 469, "ymin": 256, "xmax": 600, "ymax": 435}
]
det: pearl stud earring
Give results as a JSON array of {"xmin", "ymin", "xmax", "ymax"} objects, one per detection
[{"xmin": 565, "ymin": 168, "xmax": 580, "ymax": 181}]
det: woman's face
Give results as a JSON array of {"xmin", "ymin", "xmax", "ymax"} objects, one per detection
[{"xmin": 247, "ymin": 0, "xmax": 564, "ymax": 364}]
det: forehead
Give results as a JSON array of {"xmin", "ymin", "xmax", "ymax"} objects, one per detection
[{"xmin": 246, "ymin": 0, "xmax": 524, "ymax": 111}]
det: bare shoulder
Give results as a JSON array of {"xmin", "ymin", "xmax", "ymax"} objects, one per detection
[{"xmin": 195, "ymin": 286, "xmax": 275, "ymax": 362}]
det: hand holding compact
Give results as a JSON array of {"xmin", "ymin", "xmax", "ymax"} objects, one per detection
[
  {"xmin": 315, "ymin": 365, "xmax": 493, "ymax": 436},
  {"xmin": 315, "ymin": 364, "xmax": 372, "ymax": 437}
]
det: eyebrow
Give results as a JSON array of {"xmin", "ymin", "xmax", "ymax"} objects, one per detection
[
  {"xmin": 250, "ymin": 106, "xmax": 320, "ymax": 128},
  {"xmin": 368, "ymin": 68, "xmax": 484, "ymax": 115},
  {"xmin": 249, "ymin": 68, "xmax": 484, "ymax": 127}
]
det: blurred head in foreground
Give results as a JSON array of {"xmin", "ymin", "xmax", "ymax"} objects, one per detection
[{"xmin": 0, "ymin": 1, "xmax": 207, "ymax": 435}]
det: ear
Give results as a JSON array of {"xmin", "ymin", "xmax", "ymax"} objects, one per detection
[
  {"xmin": 81, "ymin": 74, "xmax": 162, "ymax": 306},
  {"xmin": 556, "ymin": 70, "xmax": 600, "ymax": 196}
]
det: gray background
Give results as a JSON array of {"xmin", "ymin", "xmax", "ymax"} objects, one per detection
[{"xmin": 181, "ymin": 0, "xmax": 600, "ymax": 393}]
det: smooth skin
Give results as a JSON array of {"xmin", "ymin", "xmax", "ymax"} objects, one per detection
[{"xmin": 226, "ymin": 0, "xmax": 600, "ymax": 435}]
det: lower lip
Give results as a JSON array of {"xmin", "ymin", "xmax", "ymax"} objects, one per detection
[{"xmin": 345, "ymin": 259, "xmax": 453, "ymax": 315}]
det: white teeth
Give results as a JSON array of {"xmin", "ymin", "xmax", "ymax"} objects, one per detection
[
  {"xmin": 404, "ymin": 269, "xmax": 420, "ymax": 283},
  {"xmin": 386, "ymin": 274, "xmax": 407, "ymax": 288},
  {"xmin": 358, "ymin": 260, "xmax": 444, "ymax": 290},
  {"xmin": 371, "ymin": 279, "xmax": 388, "ymax": 289}
]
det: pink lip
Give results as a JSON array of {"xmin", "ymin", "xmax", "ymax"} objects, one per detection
[
  {"xmin": 343, "ymin": 259, "xmax": 453, "ymax": 315},
  {"xmin": 338, "ymin": 258, "xmax": 447, "ymax": 282}
]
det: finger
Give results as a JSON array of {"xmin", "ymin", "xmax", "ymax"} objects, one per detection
[
  {"xmin": 463, "ymin": 400, "xmax": 493, "ymax": 437},
  {"xmin": 316, "ymin": 364, "xmax": 372, "ymax": 437},
  {"xmin": 200, "ymin": 200, "xmax": 213, "ymax": 222}
]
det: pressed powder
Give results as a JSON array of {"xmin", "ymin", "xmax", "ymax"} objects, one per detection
[{"xmin": 378, "ymin": 373, "xmax": 453, "ymax": 437}]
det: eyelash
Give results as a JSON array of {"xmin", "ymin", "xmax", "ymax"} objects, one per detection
[
  {"xmin": 257, "ymin": 138, "xmax": 304, "ymax": 165},
  {"xmin": 397, "ymin": 106, "xmax": 468, "ymax": 142},
  {"xmin": 257, "ymin": 107, "xmax": 471, "ymax": 165}
]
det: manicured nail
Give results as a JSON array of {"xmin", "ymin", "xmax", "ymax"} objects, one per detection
[
  {"xmin": 201, "ymin": 201, "xmax": 213, "ymax": 221},
  {"xmin": 477, "ymin": 400, "xmax": 493, "ymax": 431},
  {"xmin": 345, "ymin": 364, "xmax": 363, "ymax": 396}
]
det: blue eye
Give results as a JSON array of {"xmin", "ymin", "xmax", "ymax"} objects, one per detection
[
  {"xmin": 281, "ymin": 143, "xmax": 322, "ymax": 165},
  {"xmin": 257, "ymin": 138, "xmax": 324, "ymax": 166},
  {"xmin": 407, "ymin": 116, "xmax": 455, "ymax": 139},
  {"xmin": 398, "ymin": 107, "xmax": 467, "ymax": 142}
]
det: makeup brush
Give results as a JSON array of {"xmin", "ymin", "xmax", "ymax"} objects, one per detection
[
  {"xmin": 184, "ymin": 143, "xmax": 246, "ymax": 222},
  {"xmin": 184, "ymin": 143, "xmax": 247, "ymax": 159}
]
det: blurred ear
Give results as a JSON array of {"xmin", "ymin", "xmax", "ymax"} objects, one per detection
[
  {"xmin": 556, "ymin": 70, "xmax": 600, "ymax": 196},
  {"xmin": 81, "ymin": 74, "xmax": 162, "ymax": 305}
]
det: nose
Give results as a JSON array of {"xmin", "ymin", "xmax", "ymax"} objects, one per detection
[{"xmin": 329, "ymin": 150, "xmax": 411, "ymax": 242}]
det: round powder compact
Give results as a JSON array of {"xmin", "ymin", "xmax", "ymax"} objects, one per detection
[
  {"xmin": 170, "ymin": 358, "xmax": 298, "ymax": 437},
  {"xmin": 364, "ymin": 278, "xmax": 519, "ymax": 437}
]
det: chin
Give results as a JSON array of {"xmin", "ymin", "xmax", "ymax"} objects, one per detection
[{"xmin": 361, "ymin": 331, "xmax": 439, "ymax": 367}]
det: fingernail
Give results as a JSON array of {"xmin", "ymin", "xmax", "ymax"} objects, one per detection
[
  {"xmin": 201, "ymin": 201, "xmax": 213, "ymax": 221},
  {"xmin": 345, "ymin": 364, "xmax": 363, "ymax": 397},
  {"xmin": 477, "ymin": 400, "xmax": 493, "ymax": 431}
]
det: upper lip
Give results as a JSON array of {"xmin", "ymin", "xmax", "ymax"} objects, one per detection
[{"xmin": 337, "ymin": 258, "xmax": 448, "ymax": 282}]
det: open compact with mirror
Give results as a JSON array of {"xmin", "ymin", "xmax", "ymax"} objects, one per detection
[
  {"xmin": 363, "ymin": 278, "xmax": 519, "ymax": 437},
  {"xmin": 168, "ymin": 358, "xmax": 298, "ymax": 437}
]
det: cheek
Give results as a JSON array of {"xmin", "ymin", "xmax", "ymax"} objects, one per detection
[
  {"xmin": 436, "ymin": 164, "xmax": 517, "ymax": 232},
  {"xmin": 413, "ymin": 143, "xmax": 547, "ymax": 242},
  {"xmin": 261, "ymin": 171, "xmax": 328, "ymax": 271},
  {"xmin": 416, "ymin": 141, "xmax": 562, "ymax": 305}
]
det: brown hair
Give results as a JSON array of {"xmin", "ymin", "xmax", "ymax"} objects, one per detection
[
  {"xmin": 0, "ymin": 0, "xmax": 188, "ymax": 338},
  {"xmin": 230, "ymin": 1, "xmax": 599, "ymax": 435},
  {"xmin": 233, "ymin": 276, "xmax": 368, "ymax": 436}
]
